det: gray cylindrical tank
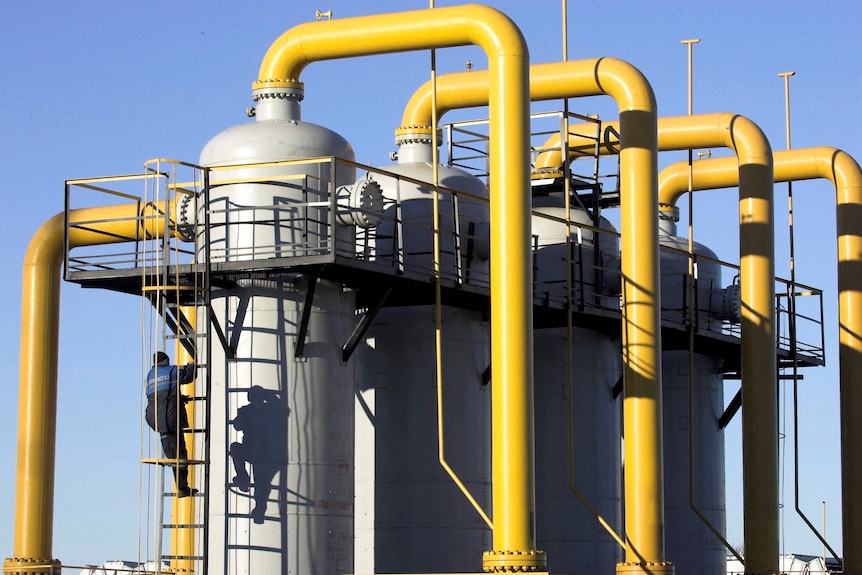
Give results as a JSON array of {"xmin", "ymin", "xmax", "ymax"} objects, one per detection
[
  {"xmin": 658, "ymin": 214, "xmax": 724, "ymax": 331},
  {"xmin": 199, "ymin": 89, "xmax": 356, "ymax": 575},
  {"xmin": 354, "ymin": 139, "xmax": 492, "ymax": 573},
  {"xmin": 659, "ymin": 216, "xmax": 727, "ymax": 575},
  {"xmin": 531, "ymin": 197, "xmax": 623, "ymax": 575},
  {"xmin": 370, "ymin": 140, "xmax": 491, "ymax": 285}
]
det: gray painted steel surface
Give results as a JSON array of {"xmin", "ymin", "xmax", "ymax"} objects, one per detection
[
  {"xmin": 199, "ymin": 93, "xmax": 357, "ymax": 575},
  {"xmin": 531, "ymin": 199, "xmax": 624, "ymax": 574},
  {"xmin": 354, "ymin": 143, "xmax": 492, "ymax": 572}
]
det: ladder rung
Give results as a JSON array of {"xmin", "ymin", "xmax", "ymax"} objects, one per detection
[
  {"xmin": 163, "ymin": 523, "xmax": 205, "ymax": 529},
  {"xmin": 161, "ymin": 555, "xmax": 204, "ymax": 561},
  {"xmin": 142, "ymin": 286, "xmax": 204, "ymax": 293},
  {"xmin": 141, "ymin": 458, "xmax": 206, "ymax": 466},
  {"xmin": 186, "ymin": 428, "xmax": 208, "ymax": 433}
]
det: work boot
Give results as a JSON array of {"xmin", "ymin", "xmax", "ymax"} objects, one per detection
[{"xmin": 178, "ymin": 486, "xmax": 199, "ymax": 498}]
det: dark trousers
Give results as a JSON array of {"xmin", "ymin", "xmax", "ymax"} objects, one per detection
[{"xmin": 160, "ymin": 431, "xmax": 190, "ymax": 491}]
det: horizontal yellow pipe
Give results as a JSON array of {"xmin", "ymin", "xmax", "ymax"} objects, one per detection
[
  {"xmin": 400, "ymin": 58, "xmax": 655, "ymax": 128},
  {"xmin": 399, "ymin": 59, "xmax": 665, "ymax": 569},
  {"xmin": 658, "ymin": 147, "xmax": 862, "ymax": 573},
  {"xmin": 7, "ymin": 201, "xmax": 172, "ymax": 573},
  {"xmin": 255, "ymin": 5, "xmax": 539, "ymax": 567}
]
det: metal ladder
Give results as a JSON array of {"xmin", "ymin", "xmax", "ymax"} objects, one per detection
[
  {"xmin": 145, "ymin": 289, "xmax": 208, "ymax": 573},
  {"xmin": 140, "ymin": 159, "xmax": 212, "ymax": 575}
]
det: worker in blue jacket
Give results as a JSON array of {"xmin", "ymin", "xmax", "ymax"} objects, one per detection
[{"xmin": 146, "ymin": 351, "xmax": 197, "ymax": 497}]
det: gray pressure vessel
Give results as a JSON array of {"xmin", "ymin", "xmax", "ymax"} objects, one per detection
[
  {"xmin": 354, "ymin": 139, "xmax": 492, "ymax": 573},
  {"xmin": 531, "ymin": 195, "xmax": 624, "ymax": 575},
  {"xmin": 199, "ymin": 89, "xmax": 357, "ymax": 575},
  {"xmin": 658, "ymin": 215, "xmax": 727, "ymax": 575}
]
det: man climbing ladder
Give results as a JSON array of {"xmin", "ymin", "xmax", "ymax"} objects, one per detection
[{"xmin": 145, "ymin": 351, "xmax": 198, "ymax": 497}]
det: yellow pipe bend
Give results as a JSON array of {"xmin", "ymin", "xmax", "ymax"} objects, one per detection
[
  {"xmin": 254, "ymin": 4, "xmax": 528, "ymax": 91},
  {"xmin": 658, "ymin": 147, "xmax": 862, "ymax": 574},
  {"xmin": 6, "ymin": 201, "xmax": 171, "ymax": 574},
  {"xmin": 399, "ymin": 58, "xmax": 655, "ymax": 130},
  {"xmin": 398, "ymin": 58, "xmax": 666, "ymax": 571},
  {"xmin": 538, "ymin": 112, "xmax": 777, "ymax": 574},
  {"xmin": 254, "ymin": 5, "xmax": 539, "ymax": 567}
]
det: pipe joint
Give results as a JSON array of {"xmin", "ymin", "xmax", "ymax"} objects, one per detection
[
  {"xmin": 483, "ymin": 549, "xmax": 547, "ymax": 572},
  {"xmin": 394, "ymin": 125, "xmax": 442, "ymax": 146},
  {"xmin": 658, "ymin": 202, "xmax": 679, "ymax": 220},
  {"xmin": 3, "ymin": 557, "xmax": 62, "ymax": 575},
  {"xmin": 716, "ymin": 283, "xmax": 742, "ymax": 323},
  {"xmin": 616, "ymin": 561, "xmax": 675, "ymax": 575},
  {"xmin": 252, "ymin": 85, "xmax": 304, "ymax": 102},
  {"xmin": 251, "ymin": 86, "xmax": 303, "ymax": 121},
  {"xmin": 251, "ymin": 78, "xmax": 304, "ymax": 94},
  {"xmin": 335, "ymin": 177, "xmax": 384, "ymax": 228},
  {"xmin": 176, "ymin": 194, "xmax": 195, "ymax": 242}
]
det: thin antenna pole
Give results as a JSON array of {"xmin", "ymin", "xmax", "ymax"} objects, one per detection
[
  {"xmin": 682, "ymin": 40, "xmax": 700, "ymax": 116},
  {"xmin": 562, "ymin": 0, "xmax": 568, "ymax": 62},
  {"xmin": 779, "ymin": 72, "xmax": 794, "ymax": 151},
  {"xmin": 778, "ymin": 70, "xmax": 795, "ymax": 559}
]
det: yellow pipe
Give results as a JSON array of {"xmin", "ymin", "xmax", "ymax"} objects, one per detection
[
  {"xmin": 658, "ymin": 147, "xmax": 862, "ymax": 575},
  {"xmin": 399, "ymin": 59, "xmax": 667, "ymax": 573},
  {"xmin": 174, "ymin": 305, "xmax": 197, "ymax": 573},
  {"xmin": 541, "ymin": 113, "xmax": 777, "ymax": 574},
  {"xmin": 5, "ymin": 201, "xmax": 173, "ymax": 575},
  {"xmin": 254, "ymin": 5, "xmax": 539, "ymax": 568}
]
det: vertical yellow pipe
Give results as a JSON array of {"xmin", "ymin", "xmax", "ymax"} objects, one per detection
[
  {"xmin": 399, "ymin": 59, "xmax": 667, "ymax": 573},
  {"xmin": 173, "ymin": 305, "xmax": 197, "ymax": 573},
  {"xmin": 5, "ymin": 202, "xmax": 170, "ymax": 575},
  {"xmin": 658, "ymin": 147, "xmax": 862, "ymax": 575},
  {"xmin": 254, "ymin": 5, "xmax": 540, "ymax": 568}
]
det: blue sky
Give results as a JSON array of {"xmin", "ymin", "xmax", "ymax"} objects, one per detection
[{"xmin": 1, "ymin": 0, "xmax": 859, "ymax": 568}]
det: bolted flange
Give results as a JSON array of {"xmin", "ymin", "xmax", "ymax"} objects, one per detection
[
  {"xmin": 483, "ymin": 549, "xmax": 547, "ymax": 572},
  {"xmin": 616, "ymin": 560, "xmax": 675, "ymax": 575},
  {"xmin": 3, "ymin": 556, "xmax": 62, "ymax": 575}
]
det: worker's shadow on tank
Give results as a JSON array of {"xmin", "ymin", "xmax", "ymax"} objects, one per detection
[{"xmin": 229, "ymin": 386, "xmax": 289, "ymax": 524}]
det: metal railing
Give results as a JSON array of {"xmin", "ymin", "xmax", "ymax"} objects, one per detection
[{"xmin": 63, "ymin": 155, "xmax": 825, "ymax": 367}]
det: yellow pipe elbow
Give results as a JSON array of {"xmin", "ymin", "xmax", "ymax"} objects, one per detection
[
  {"xmin": 254, "ymin": 4, "xmax": 528, "ymax": 91},
  {"xmin": 254, "ymin": 5, "xmax": 538, "ymax": 565},
  {"xmin": 541, "ymin": 111, "xmax": 777, "ymax": 573},
  {"xmin": 399, "ymin": 57, "xmax": 655, "ymax": 131},
  {"xmin": 399, "ymin": 58, "xmax": 665, "ymax": 568},
  {"xmin": 658, "ymin": 147, "xmax": 862, "ymax": 572},
  {"xmin": 9, "ymin": 201, "xmax": 171, "ymax": 571}
]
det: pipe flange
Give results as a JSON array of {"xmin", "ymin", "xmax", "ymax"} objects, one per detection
[
  {"xmin": 175, "ymin": 193, "xmax": 195, "ymax": 242},
  {"xmin": 336, "ymin": 178, "xmax": 384, "ymax": 228},
  {"xmin": 482, "ymin": 549, "xmax": 547, "ymax": 572},
  {"xmin": 252, "ymin": 85, "xmax": 304, "ymax": 102},
  {"xmin": 658, "ymin": 202, "xmax": 680, "ymax": 222},
  {"xmin": 616, "ymin": 561, "xmax": 675, "ymax": 575},
  {"xmin": 252, "ymin": 78, "xmax": 304, "ymax": 91},
  {"xmin": 394, "ymin": 125, "xmax": 443, "ymax": 146},
  {"xmin": 3, "ymin": 556, "xmax": 62, "ymax": 575}
]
